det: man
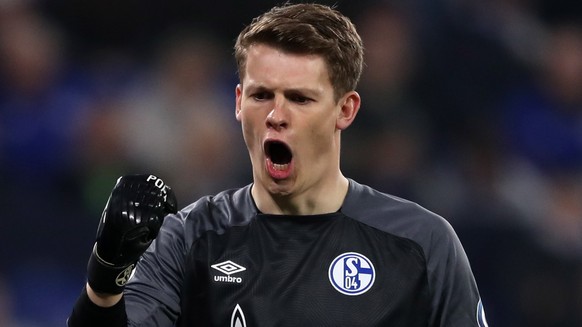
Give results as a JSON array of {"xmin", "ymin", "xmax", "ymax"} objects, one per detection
[{"xmin": 69, "ymin": 3, "xmax": 487, "ymax": 326}]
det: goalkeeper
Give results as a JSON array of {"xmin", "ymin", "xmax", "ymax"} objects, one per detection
[{"xmin": 69, "ymin": 3, "xmax": 487, "ymax": 326}]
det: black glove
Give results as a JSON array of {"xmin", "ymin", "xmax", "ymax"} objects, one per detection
[{"xmin": 87, "ymin": 174, "xmax": 178, "ymax": 294}]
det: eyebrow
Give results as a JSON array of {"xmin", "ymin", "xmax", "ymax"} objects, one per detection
[{"xmin": 246, "ymin": 84, "xmax": 321, "ymax": 98}]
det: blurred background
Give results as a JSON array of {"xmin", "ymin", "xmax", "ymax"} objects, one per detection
[{"xmin": 0, "ymin": 0, "xmax": 581, "ymax": 325}]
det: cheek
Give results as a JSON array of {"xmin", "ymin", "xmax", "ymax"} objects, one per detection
[
  {"xmin": 306, "ymin": 114, "xmax": 337, "ymax": 149},
  {"xmin": 239, "ymin": 115, "xmax": 260, "ymax": 153}
]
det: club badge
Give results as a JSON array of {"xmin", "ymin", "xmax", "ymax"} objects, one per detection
[{"xmin": 328, "ymin": 252, "xmax": 375, "ymax": 296}]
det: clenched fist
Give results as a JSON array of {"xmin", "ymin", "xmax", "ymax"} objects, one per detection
[{"xmin": 87, "ymin": 174, "xmax": 178, "ymax": 294}]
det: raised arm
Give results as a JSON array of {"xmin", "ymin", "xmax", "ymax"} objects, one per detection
[{"xmin": 68, "ymin": 174, "xmax": 177, "ymax": 326}]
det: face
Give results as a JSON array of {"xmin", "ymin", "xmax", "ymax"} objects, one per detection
[{"xmin": 236, "ymin": 44, "xmax": 359, "ymax": 200}]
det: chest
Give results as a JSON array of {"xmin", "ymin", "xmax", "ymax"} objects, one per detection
[{"xmin": 180, "ymin": 216, "xmax": 430, "ymax": 326}]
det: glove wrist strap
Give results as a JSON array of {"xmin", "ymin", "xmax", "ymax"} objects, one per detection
[{"xmin": 87, "ymin": 244, "xmax": 135, "ymax": 295}]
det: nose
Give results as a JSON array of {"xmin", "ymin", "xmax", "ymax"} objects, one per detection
[{"xmin": 266, "ymin": 101, "xmax": 288, "ymax": 130}]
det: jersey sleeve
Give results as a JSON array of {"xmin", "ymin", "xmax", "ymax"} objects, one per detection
[
  {"xmin": 425, "ymin": 215, "xmax": 484, "ymax": 326},
  {"xmin": 68, "ymin": 212, "xmax": 188, "ymax": 327},
  {"xmin": 342, "ymin": 180, "xmax": 486, "ymax": 326},
  {"xmin": 67, "ymin": 286, "xmax": 127, "ymax": 327},
  {"xmin": 123, "ymin": 211, "xmax": 189, "ymax": 326}
]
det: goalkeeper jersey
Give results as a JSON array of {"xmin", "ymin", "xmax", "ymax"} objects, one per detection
[{"xmin": 70, "ymin": 179, "xmax": 487, "ymax": 326}]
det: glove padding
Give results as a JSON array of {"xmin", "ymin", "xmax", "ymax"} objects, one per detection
[{"xmin": 87, "ymin": 174, "xmax": 177, "ymax": 294}]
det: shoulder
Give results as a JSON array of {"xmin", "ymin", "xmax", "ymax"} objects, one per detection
[
  {"xmin": 342, "ymin": 179, "xmax": 450, "ymax": 230},
  {"xmin": 164, "ymin": 184, "xmax": 257, "ymax": 244},
  {"xmin": 342, "ymin": 179, "xmax": 457, "ymax": 254}
]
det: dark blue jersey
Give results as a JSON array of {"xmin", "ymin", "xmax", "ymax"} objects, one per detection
[{"xmin": 69, "ymin": 179, "xmax": 486, "ymax": 326}]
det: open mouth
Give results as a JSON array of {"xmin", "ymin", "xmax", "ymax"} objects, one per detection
[{"xmin": 265, "ymin": 140, "xmax": 292, "ymax": 170}]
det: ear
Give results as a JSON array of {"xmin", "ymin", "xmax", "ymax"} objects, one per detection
[
  {"xmin": 336, "ymin": 91, "xmax": 361, "ymax": 130},
  {"xmin": 235, "ymin": 84, "xmax": 243, "ymax": 121}
]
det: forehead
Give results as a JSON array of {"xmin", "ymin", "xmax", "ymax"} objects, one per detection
[{"xmin": 242, "ymin": 44, "xmax": 332, "ymax": 91}]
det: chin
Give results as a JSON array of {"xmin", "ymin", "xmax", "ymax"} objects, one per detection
[{"xmin": 265, "ymin": 178, "xmax": 294, "ymax": 197}]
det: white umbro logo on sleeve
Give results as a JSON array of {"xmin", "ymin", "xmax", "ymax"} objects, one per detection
[{"xmin": 211, "ymin": 260, "xmax": 246, "ymax": 284}]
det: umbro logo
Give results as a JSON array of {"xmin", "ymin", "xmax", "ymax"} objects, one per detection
[{"xmin": 211, "ymin": 260, "xmax": 246, "ymax": 284}]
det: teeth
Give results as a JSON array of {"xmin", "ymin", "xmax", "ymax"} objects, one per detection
[{"xmin": 273, "ymin": 163, "xmax": 289, "ymax": 171}]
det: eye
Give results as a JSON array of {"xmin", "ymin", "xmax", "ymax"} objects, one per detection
[
  {"xmin": 252, "ymin": 91, "xmax": 272, "ymax": 101},
  {"xmin": 288, "ymin": 93, "xmax": 312, "ymax": 104}
]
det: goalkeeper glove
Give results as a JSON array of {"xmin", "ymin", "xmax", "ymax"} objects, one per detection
[{"xmin": 86, "ymin": 174, "xmax": 177, "ymax": 294}]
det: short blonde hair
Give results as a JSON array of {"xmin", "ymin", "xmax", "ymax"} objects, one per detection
[{"xmin": 234, "ymin": 3, "xmax": 364, "ymax": 101}]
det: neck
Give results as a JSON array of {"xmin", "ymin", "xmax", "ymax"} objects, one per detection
[{"xmin": 252, "ymin": 175, "xmax": 349, "ymax": 215}]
